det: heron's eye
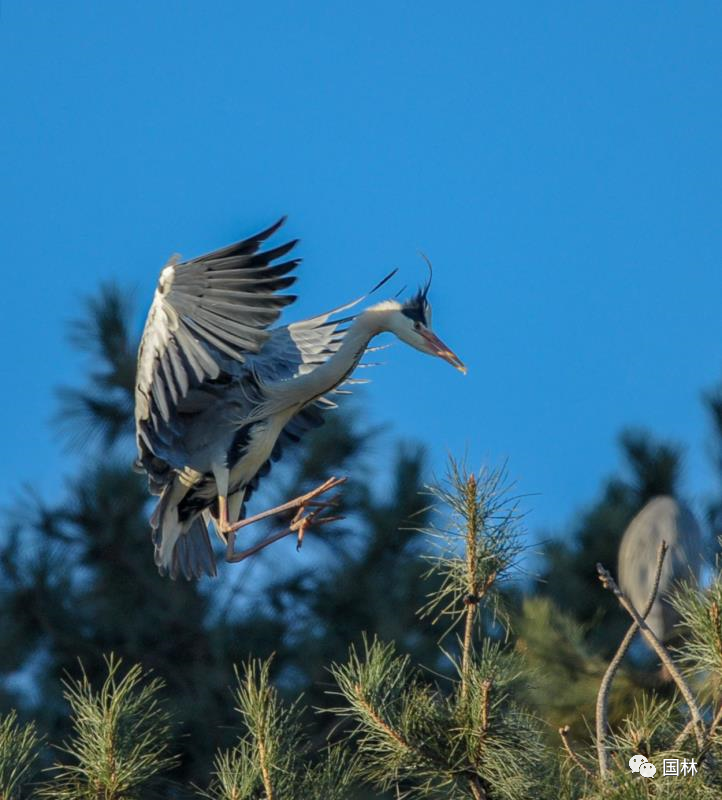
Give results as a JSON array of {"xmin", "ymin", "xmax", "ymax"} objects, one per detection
[{"xmin": 414, "ymin": 322, "xmax": 421, "ymax": 331}]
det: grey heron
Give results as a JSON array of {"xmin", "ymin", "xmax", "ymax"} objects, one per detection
[
  {"xmin": 134, "ymin": 218, "xmax": 466, "ymax": 580},
  {"xmin": 618, "ymin": 495, "xmax": 703, "ymax": 642}
]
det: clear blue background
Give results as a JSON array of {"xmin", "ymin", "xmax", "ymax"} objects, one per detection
[{"xmin": 1, "ymin": 2, "xmax": 721, "ymax": 534}]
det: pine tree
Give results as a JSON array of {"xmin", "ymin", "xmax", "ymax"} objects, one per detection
[
  {"xmin": 324, "ymin": 461, "xmax": 553, "ymax": 799},
  {"xmin": 6, "ymin": 282, "xmax": 722, "ymax": 798},
  {"xmin": 4, "ymin": 454, "xmax": 722, "ymax": 797},
  {"xmin": 0, "ymin": 285, "xmax": 440, "ymax": 793}
]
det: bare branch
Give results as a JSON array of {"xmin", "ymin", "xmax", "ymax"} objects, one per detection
[
  {"xmin": 469, "ymin": 774, "xmax": 488, "ymax": 800},
  {"xmin": 673, "ymin": 718, "xmax": 696, "ymax": 752},
  {"xmin": 461, "ymin": 474, "xmax": 480, "ymax": 703},
  {"xmin": 595, "ymin": 540, "xmax": 668, "ymax": 780},
  {"xmin": 559, "ymin": 725, "xmax": 592, "ymax": 778},
  {"xmin": 596, "ymin": 561, "xmax": 705, "ymax": 750},
  {"xmin": 693, "ymin": 701, "xmax": 722, "ymax": 767}
]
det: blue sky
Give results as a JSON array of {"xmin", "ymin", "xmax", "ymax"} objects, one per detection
[{"xmin": 1, "ymin": 2, "xmax": 721, "ymax": 537}]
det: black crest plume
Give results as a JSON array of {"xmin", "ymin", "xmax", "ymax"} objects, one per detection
[{"xmin": 400, "ymin": 253, "xmax": 433, "ymax": 325}]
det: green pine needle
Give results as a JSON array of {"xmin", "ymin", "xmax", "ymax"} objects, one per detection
[
  {"xmin": 36, "ymin": 655, "xmax": 177, "ymax": 800},
  {"xmin": 0, "ymin": 710, "xmax": 41, "ymax": 799}
]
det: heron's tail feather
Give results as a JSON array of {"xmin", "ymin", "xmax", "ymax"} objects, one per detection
[
  {"xmin": 169, "ymin": 517, "xmax": 217, "ymax": 580},
  {"xmin": 150, "ymin": 489, "xmax": 217, "ymax": 580}
]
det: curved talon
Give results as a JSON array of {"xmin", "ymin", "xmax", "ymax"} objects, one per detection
[
  {"xmin": 295, "ymin": 518, "xmax": 310, "ymax": 550},
  {"xmin": 291, "ymin": 502, "xmax": 342, "ymax": 550}
]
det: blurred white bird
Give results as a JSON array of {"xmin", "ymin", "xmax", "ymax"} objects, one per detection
[{"xmin": 618, "ymin": 495, "xmax": 703, "ymax": 642}]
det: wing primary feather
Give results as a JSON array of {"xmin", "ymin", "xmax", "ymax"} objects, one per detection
[
  {"xmin": 152, "ymin": 370, "xmax": 171, "ymax": 421},
  {"xmin": 202, "ymin": 285, "xmax": 297, "ymax": 302},
  {"xmin": 190, "ymin": 217, "xmax": 288, "ymax": 262},
  {"xmin": 173, "ymin": 329, "xmax": 205, "ymax": 383},
  {"xmin": 177, "ymin": 327, "xmax": 219, "ymax": 379},
  {"xmin": 183, "ymin": 318, "xmax": 243, "ymax": 359},
  {"xmin": 183, "ymin": 316, "xmax": 255, "ymax": 355},
  {"xmin": 166, "ymin": 341, "xmax": 189, "ymax": 396},
  {"xmin": 191, "ymin": 307, "xmax": 273, "ymax": 339},
  {"xmin": 247, "ymin": 239, "xmax": 298, "ymax": 264},
  {"xmin": 159, "ymin": 353, "xmax": 179, "ymax": 404},
  {"xmin": 198, "ymin": 296, "xmax": 295, "ymax": 313},
  {"xmin": 203, "ymin": 260, "xmax": 300, "ymax": 282}
]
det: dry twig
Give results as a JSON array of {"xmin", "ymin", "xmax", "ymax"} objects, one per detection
[
  {"xmin": 559, "ymin": 725, "xmax": 592, "ymax": 778},
  {"xmin": 596, "ymin": 561, "xmax": 705, "ymax": 750},
  {"xmin": 595, "ymin": 541, "xmax": 668, "ymax": 779}
]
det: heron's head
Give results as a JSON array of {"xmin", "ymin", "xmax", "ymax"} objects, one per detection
[{"xmin": 383, "ymin": 281, "xmax": 466, "ymax": 374}]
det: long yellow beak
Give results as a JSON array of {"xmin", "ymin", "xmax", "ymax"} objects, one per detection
[{"xmin": 420, "ymin": 329, "xmax": 467, "ymax": 374}]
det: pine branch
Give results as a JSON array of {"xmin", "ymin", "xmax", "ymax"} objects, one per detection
[
  {"xmin": 36, "ymin": 656, "xmax": 177, "ymax": 800},
  {"xmin": 0, "ymin": 710, "xmax": 41, "ymax": 800},
  {"xmin": 55, "ymin": 283, "xmax": 137, "ymax": 450},
  {"xmin": 327, "ymin": 636, "xmax": 459, "ymax": 796},
  {"xmin": 203, "ymin": 657, "xmax": 355, "ymax": 800},
  {"xmin": 671, "ymin": 558, "xmax": 722, "ymax": 676},
  {"xmin": 200, "ymin": 739, "xmax": 258, "ymax": 800},
  {"xmin": 231, "ymin": 657, "xmax": 303, "ymax": 800},
  {"xmin": 297, "ymin": 746, "xmax": 357, "ymax": 800},
  {"xmin": 461, "ymin": 473, "xmax": 480, "ymax": 702},
  {"xmin": 419, "ymin": 460, "xmax": 523, "ymax": 649}
]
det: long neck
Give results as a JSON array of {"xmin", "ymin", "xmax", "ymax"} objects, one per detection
[{"xmin": 264, "ymin": 307, "xmax": 391, "ymax": 412}]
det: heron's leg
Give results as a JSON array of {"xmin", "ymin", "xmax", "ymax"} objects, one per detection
[
  {"xmin": 211, "ymin": 464, "xmax": 232, "ymax": 540},
  {"xmin": 209, "ymin": 489, "xmax": 247, "ymax": 544},
  {"xmin": 225, "ymin": 477, "xmax": 346, "ymax": 533},
  {"xmin": 227, "ymin": 489, "xmax": 246, "ymax": 527},
  {"xmin": 212, "ymin": 489, "xmax": 247, "ymax": 543},
  {"xmin": 224, "ymin": 476, "xmax": 346, "ymax": 563}
]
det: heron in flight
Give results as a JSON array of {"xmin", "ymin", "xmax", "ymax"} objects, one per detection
[{"xmin": 134, "ymin": 218, "xmax": 466, "ymax": 580}]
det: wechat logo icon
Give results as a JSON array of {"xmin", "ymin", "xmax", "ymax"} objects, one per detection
[{"xmin": 629, "ymin": 754, "xmax": 656, "ymax": 778}]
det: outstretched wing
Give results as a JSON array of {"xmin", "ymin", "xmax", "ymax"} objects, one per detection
[
  {"xmin": 246, "ymin": 267, "xmax": 397, "ymax": 395},
  {"xmin": 135, "ymin": 218, "xmax": 299, "ymax": 462}
]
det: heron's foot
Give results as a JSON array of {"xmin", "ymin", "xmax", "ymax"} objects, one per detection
[
  {"xmin": 224, "ymin": 476, "xmax": 346, "ymax": 535},
  {"xmin": 289, "ymin": 500, "xmax": 341, "ymax": 551},
  {"xmin": 212, "ymin": 477, "xmax": 344, "ymax": 542},
  {"xmin": 224, "ymin": 476, "xmax": 346, "ymax": 564}
]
